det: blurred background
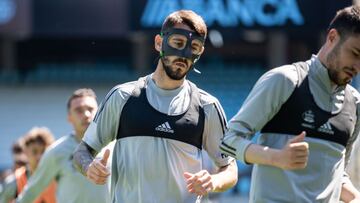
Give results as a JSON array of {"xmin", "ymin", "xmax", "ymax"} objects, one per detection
[{"xmin": 0, "ymin": 0, "xmax": 359, "ymax": 201}]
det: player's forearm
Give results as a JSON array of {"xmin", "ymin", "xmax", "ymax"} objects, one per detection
[
  {"xmin": 340, "ymin": 182, "xmax": 360, "ymax": 203},
  {"xmin": 244, "ymin": 143, "xmax": 280, "ymax": 167},
  {"xmin": 73, "ymin": 141, "xmax": 97, "ymax": 176},
  {"xmin": 211, "ymin": 160, "xmax": 238, "ymax": 192},
  {"xmin": 221, "ymin": 137, "xmax": 279, "ymax": 167}
]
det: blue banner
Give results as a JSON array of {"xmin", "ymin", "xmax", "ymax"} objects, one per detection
[{"xmin": 131, "ymin": 0, "xmax": 352, "ymax": 31}]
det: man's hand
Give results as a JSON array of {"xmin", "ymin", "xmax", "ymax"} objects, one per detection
[
  {"xmin": 86, "ymin": 149, "xmax": 110, "ymax": 185},
  {"xmin": 340, "ymin": 181, "xmax": 360, "ymax": 203},
  {"xmin": 183, "ymin": 170, "xmax": 214, "ymax": 196},
  {"xmin": 274, "ymin": 131, "xmax": 309, "ymax": 170}
]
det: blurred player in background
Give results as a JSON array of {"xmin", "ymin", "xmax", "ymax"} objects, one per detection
[
  {"xmin": 0, "ymin": 127, "xmax": 56, "ymax": 203},
  {"xmin": 0, "ymin": 140, "xmax": 27, "ymax": 184},
  {"xmin": 16, "ymin": 88, "xmax": 110, "ymax": 203}
]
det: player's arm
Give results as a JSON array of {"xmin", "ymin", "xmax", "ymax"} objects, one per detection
[
  {"xmin": 342, "ymin": 92, "xmax": 360, "ymax": 203},
  {"xmin": 244, "ymin": 131, "xmax": 308, "ymax": 170},
  {"xmin": 211, "ymin": 159, "xmax": 237, "ymax": 192},
  {"xmin": 73, "ymin": 86, "xmax": 125, "ymax": 184},
  {"xmin": 184, "ymin": 159, "xmax": 237, "ymax": 195},
  {"xmin": 74, "ymin": 141, "xmax": 110, "ymax": 185},
  {"xmin": 73, "ymin": 98, "xmax": 115, "ymax": 185},
  {"xmin": 73, "ymin": 141, "xmax": 97, "ymax": 176},
  {"xmin": 220, "ymin": 65, "xmax": 308, "ymax": 170},
  {"xmin": 184, "ymin": 97, "xmax": 237, "ymax": 196},
  {"xmin": 209, "ymin": 159, "xmax": 238, "ymax": 193},
  {"xmin": 342, "ymin": 88, "xmax": 360, "ymax": 202},
  {"xmin": 76, "ymin": 84, "xmax": 133, "ymax": 184}
]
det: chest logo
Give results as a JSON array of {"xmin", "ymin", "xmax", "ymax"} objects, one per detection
[
  {"xmin": 318, "ymin": 121, "xmax": 334, "ymax": 135},
  {"xmin": 155, "ymin": 121, "xmax": 174, "ymax": 133},
  {"xmin": 301, "ymin": 110, "xmax": 315, "ymax": 129},
  {"xmin": 302, "ymin": 110, "xmax": 315, "ymax": 123}
]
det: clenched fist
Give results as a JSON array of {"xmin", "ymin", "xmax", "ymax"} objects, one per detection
[
  {"xmin": 274, "ymin": 131, "xmax": 309, "ymax": 170},
  {"xmin": 86, "ymin": 149, "xmax": 110, "ymax": 184}
]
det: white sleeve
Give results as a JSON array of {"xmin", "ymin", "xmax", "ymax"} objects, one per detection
[
  {"xmin": 345, "ymin": 88, "xmax": 360, "ymax": 189},
  {"xmin": 202, "ymin": 98, "xmax": 234, "ymax": 167},
  {"xmin": 221, "ymin": 65, "xmax": 298, "ymax": 163}
]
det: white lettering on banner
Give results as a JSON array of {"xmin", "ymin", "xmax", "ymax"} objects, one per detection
[{"xmin": 140, "ymin": 0, "xmax": 304, "ymax": 28}]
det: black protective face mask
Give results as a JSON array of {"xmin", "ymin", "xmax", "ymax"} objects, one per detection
[{"xmin": 160, "ymin": 28, "xmax": 205, "ymax": 64}]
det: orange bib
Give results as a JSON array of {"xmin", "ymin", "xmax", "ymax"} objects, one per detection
[{"xmin": 15, "ymin": 166, "xmax": 57, "ymax": 203}]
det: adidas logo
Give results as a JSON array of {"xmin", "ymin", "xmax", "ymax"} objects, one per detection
[
  {"xmin": 318, "ymin": 121, "xmax": 334, "ymax": 135},
  {"xmin": 155, "ymin": 121, "xmax": 174, "ymax": 133}
]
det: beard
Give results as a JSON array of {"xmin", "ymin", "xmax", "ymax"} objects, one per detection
[
  {"xmin": 161, "ymin": 57, "xmax": 191, "ymax": 80},
  {"xmin": 326, "ymin": 42, "xmax": 350, "ymax": 86}
]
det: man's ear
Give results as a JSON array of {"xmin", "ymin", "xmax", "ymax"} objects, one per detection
[
  {"xmin": 199, "ymin": 46, "xmax": 205, "ymax": 55},
  {"xmin": 67, "ymin": 112, "xmax": 72, "ymax": 124},
  {"xmin": 327, "ymin": 28, "xmax": 340, "ymax": 47},
  {"xmin": 154, "ymin": 34, "xmax": 162, "ymax": 52}
]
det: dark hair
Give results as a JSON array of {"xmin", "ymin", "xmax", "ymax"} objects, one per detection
[
  {"xmin": 23, "ymin": 127, "xmax": 55, "ymax": 147},
  {"xmin": 12, "ymin": 141, "xmax": 24, "ymax": 154},
  {"xmin": 67, "ymin": 88, "xmax": 97, "ymax": 111},
  {"xmin": 328, "ymin": 5, "xmax": 360, "ymax": 40},
  {"xmin": 161, "ymin": 10, "xmax": 207, "ymax": 39}
]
